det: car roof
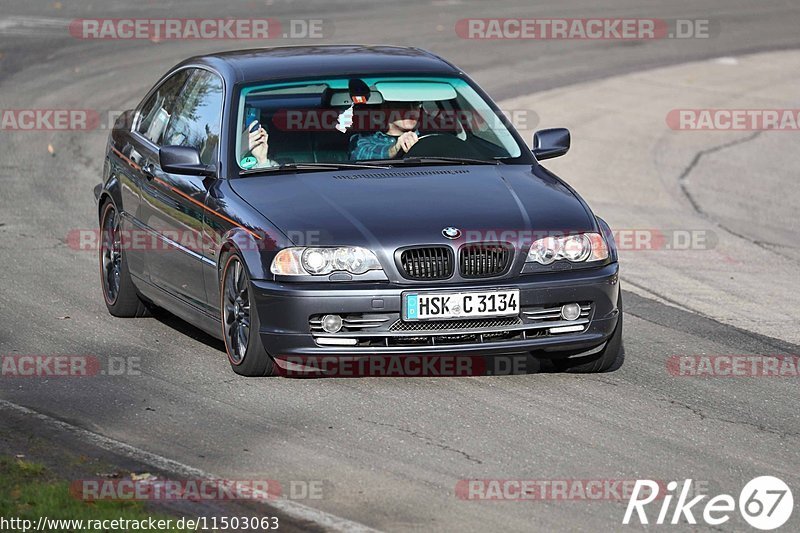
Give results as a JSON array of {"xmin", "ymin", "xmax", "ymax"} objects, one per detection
[{"xmin": 178, "ymin": 45, "xmax": 461, "ymax": 85}]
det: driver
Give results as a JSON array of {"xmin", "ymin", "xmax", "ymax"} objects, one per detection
[{"xmin": 350, "ymin": 101, "xmax": 421, "ymax": 160}]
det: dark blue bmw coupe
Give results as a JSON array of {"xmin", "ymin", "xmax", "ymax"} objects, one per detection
[{"xmin": 95, "ymin": 45, "xmax": 622, "ymax": 376}]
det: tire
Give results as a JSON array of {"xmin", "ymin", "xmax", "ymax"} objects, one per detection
[
  {"xmin": 554, "ymin": 292, "xmax": 623, "ymax": 373},
  {"xmin": 99, "ymin": 201, "xmax": 150, "ymax": 318},
  {"xmin": 220, "ymin": 252, "xmax": 276, "ymax": 377}
]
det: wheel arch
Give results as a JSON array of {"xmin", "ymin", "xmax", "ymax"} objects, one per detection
[
  {"xmin": 96, "ymin": 173, "xmax": 124, "ymax": 222},
  {"xmin": 216, "ymin": 227, "xmax": 274, "ymax": 282}
]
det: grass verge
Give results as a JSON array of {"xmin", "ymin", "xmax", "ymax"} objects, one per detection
[{"xmin": 0, "ymin": 456, "xmax": 192, "ymax": 532}]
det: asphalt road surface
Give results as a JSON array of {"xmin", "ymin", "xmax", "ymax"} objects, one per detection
[{"xmin": 1, "ymin": 1, "xmax": 799, "ymax": 531}]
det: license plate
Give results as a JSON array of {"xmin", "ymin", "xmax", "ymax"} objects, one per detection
[{"xmin": 403, "ymin": 289, "xmax": 519, "ymax": 321}]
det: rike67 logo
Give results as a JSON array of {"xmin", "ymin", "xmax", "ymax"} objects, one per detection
[{"xmin": 624, "ymin": 477, "xmax": 793, "ymax": 530}]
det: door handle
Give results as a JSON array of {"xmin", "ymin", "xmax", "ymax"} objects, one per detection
[{"xmin": 143, "ymin": 163, "xmax": 156, "ymax": 181}]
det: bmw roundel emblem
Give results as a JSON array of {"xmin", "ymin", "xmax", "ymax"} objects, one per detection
[{"xmin": 442, "ymin": 227, "xmax": 462, "ymax": 240}]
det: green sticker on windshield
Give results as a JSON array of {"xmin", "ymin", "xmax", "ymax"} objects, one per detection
[{"xmin": 240, "ymin": 156, "xmax": 258, "ymax": 169}]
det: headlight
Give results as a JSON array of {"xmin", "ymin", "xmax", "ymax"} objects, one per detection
[
  {"xmin": 271, "ymin": 247, "xmax": 382, "ymax": 276},
  {"xmin": 526, "ymin": 233, "xmax": 608, "ymax": 265}
]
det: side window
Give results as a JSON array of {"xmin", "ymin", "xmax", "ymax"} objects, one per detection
[
  {"xmin": 162, "ymin": 70, "xmax": 223, "ymax": 165},
  {"xmin": 136, "ymin": 69, "xmax": 191, "ymax": 145}
]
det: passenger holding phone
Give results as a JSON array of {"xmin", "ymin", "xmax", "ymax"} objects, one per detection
[{"xmin": 242, "ymin": 119, "xmax": 278, "ymax": 169}]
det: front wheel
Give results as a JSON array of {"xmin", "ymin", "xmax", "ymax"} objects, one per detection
[{"xmin": 221, "ymin": 252, "xmax": 275, "ymax": 377}]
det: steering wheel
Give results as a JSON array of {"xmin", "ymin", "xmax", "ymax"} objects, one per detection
[{"xmin": 403, "ymin": 133, "xmax": 485, "ymax": 159}]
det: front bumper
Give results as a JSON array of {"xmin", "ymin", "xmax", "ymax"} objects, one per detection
[{"xmin": 252, "ymin": 262, "xmax": 620, "ymax": 358}]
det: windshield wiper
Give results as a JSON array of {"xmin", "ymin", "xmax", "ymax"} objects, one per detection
[
  {"xmin": 238, "ymin": 157, "xmax": 503, "ymax": 176},
  {"xmin": 368, "ymin": 156, "xmax": 501, "ymax": 166},
  {"xmin": 240, "ymin": 161, "xmax": 391, "ymax": 176}
]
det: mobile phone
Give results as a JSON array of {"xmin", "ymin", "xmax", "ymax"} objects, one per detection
[
  {"xmin": 245, "ymin": 106, "xmax": 259, "ymax": 128},
  {"xmin": 248, "ymin": 120, "xmax": 261, "ymax": 134}
]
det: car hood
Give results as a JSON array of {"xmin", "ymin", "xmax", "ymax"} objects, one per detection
[{"xmin": 230, "ymin": 165, "xmax": 596, "ymax": 249}]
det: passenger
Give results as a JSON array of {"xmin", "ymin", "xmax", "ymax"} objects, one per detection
[{"xmin": 242, "ymin": 121, "xmax": 278, "ymax": 168}]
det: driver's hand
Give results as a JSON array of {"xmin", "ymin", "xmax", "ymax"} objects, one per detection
[
  {"xmin": 394, "ymin": 131, "xmax": 419, "ymax": 155},
  {"xmin": 248, "ymin": 127, "xmax": 269, "ymax": 165}
]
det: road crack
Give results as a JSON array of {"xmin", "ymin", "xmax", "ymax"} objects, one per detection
[
  {"xmin": 677, "ymin": 131, "xmax": 761, "ymax": 215},
  {"xmin": 359, "ymin": 418, "xmax": 483, "ymax": 464},
  {"xmin": 657, "ymin": 397, "xmax": 798, "ymax": 440},
  {"xmin": 677, "ymin": 131, "xmax": 796, "ymax": 260}
]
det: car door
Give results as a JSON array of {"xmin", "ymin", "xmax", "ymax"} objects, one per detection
[
  {"xmin": 139, "ymin": 68, "xmax": 223, "ymax": 312},
  {"xmin": 123, "ymin": 69, "xmax": 191, "ymax": 280}
]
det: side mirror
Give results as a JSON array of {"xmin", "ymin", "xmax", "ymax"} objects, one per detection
[
  {"xmin": 532, "ymin": 128, "xmax": 570, "ymax": 160},
  {"xmin": 159, "ymin": 146, "xmax": 216, "ymax": 176}
]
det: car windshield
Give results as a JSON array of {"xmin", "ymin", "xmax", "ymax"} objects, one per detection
[{"xmin": 235, "ymin": 76, "xmax": 525, "ymax": 171}]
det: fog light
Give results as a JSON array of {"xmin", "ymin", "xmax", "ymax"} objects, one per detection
[
  {"xmin": 321, "ymin": 314, "xmax": 343, "ymax": 333},
  {"xmin": 560, "ymin": 303, "xmax": 582, "ymax": 321}
]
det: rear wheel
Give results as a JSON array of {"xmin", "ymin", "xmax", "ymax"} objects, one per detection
[
  {"xmin": 221, "ymin": 252, "xmax": 275, "ymax": 377},
  {"xmin": 99, "ymin": 201, "xmax": 149, "ymax": 317},
  {"xmin": 554, "ymin": 293, "xmax": 623, "ymax": 373}
]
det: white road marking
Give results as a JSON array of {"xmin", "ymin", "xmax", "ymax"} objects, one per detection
[
  {"xmin": 0, "ymin": 399, "xmax": 381, "ymax": 533},
  {"xmin": 0, "ymin": 16, "xmax": 70, "ymax": 35}
]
